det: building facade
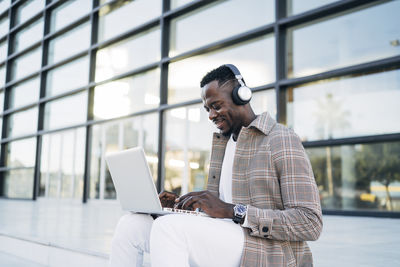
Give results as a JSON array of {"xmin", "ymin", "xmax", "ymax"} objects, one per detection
[{"xmin": 0, "ymin": 0, "xmax": 399, "ymax": 217}]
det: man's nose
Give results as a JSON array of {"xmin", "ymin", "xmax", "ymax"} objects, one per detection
[{"xmin": 209, "ymin": 109, "xmax": 217, "ymax": 121}]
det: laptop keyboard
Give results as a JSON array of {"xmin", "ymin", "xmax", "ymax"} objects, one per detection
[{"xmin": 163, "ymin": 207, "xmax": 209, "ymax": 217}]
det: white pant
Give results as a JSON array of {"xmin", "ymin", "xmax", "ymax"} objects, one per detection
[{"xmin": 109, "ymin": 213, "xmax": 244, "ymax": 267}]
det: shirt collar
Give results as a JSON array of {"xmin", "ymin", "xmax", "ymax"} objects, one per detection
[{"xmin": 246, "ymin": 112, "xmax": 276, "ymax": 136}]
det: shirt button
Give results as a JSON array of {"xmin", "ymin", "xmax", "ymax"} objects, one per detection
[
  {"xmin": 212, "ymin": 175, "xmax": 216, "ymax": 179},
  {"xmin": 216, "ymin": 135, "xmax": 220, "ymax": 139},
  {"xmin": 262, "ymin": 226, "xmax": 269, "ymax": 232}
]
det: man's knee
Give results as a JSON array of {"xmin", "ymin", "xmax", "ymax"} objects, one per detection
[
  {"xmin": 150, "ymin": 215, "xmax": 185, "ymax": 243},
  {"xmin": 112, "ymin": 213, "xmax": 153, "ymax": 247}
]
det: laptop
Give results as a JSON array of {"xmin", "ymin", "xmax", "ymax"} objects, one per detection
[{"xmin": 105, "ymin": 147, "xmax": 207, "ymax": 216}]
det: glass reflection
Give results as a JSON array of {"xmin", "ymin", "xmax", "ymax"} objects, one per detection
[
  {"xmin": 170, "ymin": 0, "xmax": 274, "ymax": 56},
  {"xmin": 7, "ymin": 107, "xmax": 38, "ymax": 137},
  {"xmin": 90, "ymin": 113, "xmax": 158, "ymax": 199},
  {"xmin": 0, "ymin": 15, "xmax": 9, "ymax": 39},
  {"xmin": 3, "ymin": 169, "xmax": 34, "ymax": 198},
  {"xmin": 0, "ymin": 65, "xmax": 5, "ymax": 86},
  {"xmin": 9, "ymin": 77, "xmax": 39, "ymax": 109},
  {"xmin": 95, "ymin": 27, "xmax": 160, "ymax": 82},
  {"xmin": 287, "ymin": 68, "xmax": 400, "ymax": 141},
  {"xmin": 171, "ymin": 0, "xmax": 194, "ymax": 9},
  {"xmin": 0, "ymin": 90, "xmax": 4, "ymax": 111},
  {"xmin": 50, "ymin": 0, "xmax": 92, "ymax": 32},
  {"xmin": 11, "ymin": 47, "xmax": 42, "ymax": 81},
  {"xmin": 94, "ymin": 68, "xmax": 160, "ymax": 120},
  {"xmin": 98, "ymin": 0, "xmax": 161, "ymax": 42},
  {"xmin": 287, "ymin": 1, "xmax": 400, "ymax": 77},
  {"xmin": 0, "ymin": 41, "xmax": 7, "ymax": 62},
  {"xmin": 287, "ymin": 0, "xmax": 338, "ymax": 15},
  {"xmin": 40, "ymin": 128, "xmax": 85, "ymax": 198},
  {"xmin": 251, "ymin": 89, "xmax": 277, "ymax": 119},
  {"xmin": 14, "ymin": 0, "xmax": 44, "ymax": 26},
  {"xmin": 165, "ymin": 104, "xmax": 215, "ymax": 195},
  {"xmin": 44, "ymin": 92, "xmax": 87, "ymax": 130},
  {"xmin": 6, "ymin": 137, "xmax": 36, "ymax": 168},
  {"xmin": 168, "ymin": 35, "xmax": 275, "ymax": 104},
  {"xmin": 48, "ymin": 22, "xmax": 91, "ymax": 64},
  {"xmin": 0, "ymin": 0, "xmax": 11, "ymax": 14},
  {"xmin": 13, "ymin": 18, "xmax": 43, "ymax": 53},
  {"xmin": 46, "ymin": 56, "xmax": 89, "ymax": 96},
  {"xmin": 307, "ymin": 141, "xmax": 400, "ymax": 212}
]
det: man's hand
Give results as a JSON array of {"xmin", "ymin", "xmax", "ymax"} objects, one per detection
[
  {"xmin": 159, "ymin": 191, "xmax": 179, "ymax": 208},
  {"xmin": 174, "ymin": 190, "xmax": 234, "ymax": 219}
]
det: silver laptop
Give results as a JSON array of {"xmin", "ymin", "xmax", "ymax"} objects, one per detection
[{"xmin": 105, "ymin": 147, "xmax": 207, "ymax": 216}]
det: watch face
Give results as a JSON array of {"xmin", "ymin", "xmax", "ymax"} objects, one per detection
[{"xmin": 234, "ymin": 204, "xmax": 247, "ymax": 216}]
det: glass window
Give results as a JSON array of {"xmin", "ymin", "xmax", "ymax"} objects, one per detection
[
  {"xmin": 165, "ymin": 104, "xmax": 216, "ymax": 195},
  {"xmin": 11, "ymin": 46, "xmax": 42, "ymax": 81},
  {"xmin": 95, "ymin": 27, "xmax": 160, "ymax": 82},
  {"xmin": 98, "ymin": 0, "xmax": 161, "ymax": 42},
  {"xmin": 0, "ymin": 15, "xmax": 9, "ymax": 37},
  {"xmin": 170, "ymin": 0, "xmax": 274, "ymax": 56},
  {"xmin": 0, "ymin": 90, "xmax": 4, "ymax": 111},
  {"xmin": 44, "ymin": 91, "xmax": 87, "ymax": 130},
  {"xmin": 94, "ymin": 68, "xmax": 160, "ymax": 120},
  {"xmin": 6, "ymin": 137, "xmax": 36, "ymax": 168},
  {"xmin": 46, "ymin": 56, "xmax": 89, "ymax": 97},
  {"xmin": 171, "ymin": 0, "xmax": 194, "ymax": 9},
  {"xmin": 287, "ymin": 1, "xmax": 400, "ymax": 78},
  {"xmin": 40, "ymin": 128, "xmax": 86, "ymax": 199},
  {"xmin": 251, "ymin": 89, "xmax": 277, "ymax": 119},
  {"xmin": 90, "ymin": 113, "xmax": 159, "ymax": 199},
  {"xmin": 7, "ymin": 107, "xmax": 38, "ymax": 138},
  {"xmin": 307, "ymin": 141, "xmax": 400, "ymax": 212},
  {"xmin": 9, "ymin": 76, "xmax": 40, "ymax": 109},
  {"xmin": 0, "ymin": 41, "xmax": 7, "ymax": 62},
  {"xmin": 168, "ymin": 35, "xmax": 275, "ymax": 104},
  {"xmin": 50, "ymin": 0, "xmax": 92, "ymax": 32},
  {"xmin": 287, "ymin": 68, "xmax": 400, "ymax": 141},
  {"xmin": 13, "ymin": 18, "xmax": 43, "ymax": 53},
  {"xmin": 0, "ymin": 65, "xmax": 5, "ymax": 86},
  {"xmin": 14, "ymin": 0, "xmax": 44, "ymax": 26},
  {"xmin": 48, "ymin": 22, "xmax": 91, "ymax": 64},
  {"xmin": 287, "ymin": 0, "xmax": 338, "ymax": 16},
  {"xmin": 2, "ymin": 168, "xmax": 34, "ymax": 198},
  {"xmin": 0, "ymin": 0, "xmax": 11, "ymax": 14}
]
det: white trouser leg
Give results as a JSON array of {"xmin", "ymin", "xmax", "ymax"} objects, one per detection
[
  {"xmin": 150, "ymin": 215, "xmax": 244, "ymax": 267},
  {"xmin": 109, "ymin": 213, "xmax": 154, "ymax": 267}
]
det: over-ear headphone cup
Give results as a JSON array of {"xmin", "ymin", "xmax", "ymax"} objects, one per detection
[{"xmin": 232, "ymin": 85, "xmax": 251, "ymax": 105}]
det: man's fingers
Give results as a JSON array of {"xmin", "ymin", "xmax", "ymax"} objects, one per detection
[
  {"xmin": 175, "ymin": 191, "xmax": 204, "ymax": 203},
  {"xmin": 181, "ymin": 196, "xmax": 197, "ymax": 210},
  {"xmin": 159, "ymin": 191, "xmax": 178, "ymax": 199}
]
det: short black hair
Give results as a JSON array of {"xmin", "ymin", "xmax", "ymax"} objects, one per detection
[{"xmin": 200, "ymin": 65, "xmax": 235, "ymax": 88}]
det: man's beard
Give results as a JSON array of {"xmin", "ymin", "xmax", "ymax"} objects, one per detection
[{"xmin": 221, "ymin": 128, "xmax": 232, "ymax": 137}]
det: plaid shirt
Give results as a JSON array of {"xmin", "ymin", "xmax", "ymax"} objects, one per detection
[{"xmin": 207, "ymin": 112, "xmax": 323, "ymax": 267}]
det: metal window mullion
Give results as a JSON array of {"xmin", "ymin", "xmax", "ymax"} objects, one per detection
[
  {"xmin": 274, "ymin": 0, "xmax": 286, "ymax": 124},
  {"xmin": 83, "ymin": 0, "xmax": 99, "ymax": 203},
  {"xmin": 157, "ymin": 0, "xmax": 170, "ymax": 193},
  {"xmin": 32, "ymin": 1, "xmax": 50, "ymax": 200},
  {"xmin": 0, "ymin": 0, "xmax": 13, "ymax": 196}
]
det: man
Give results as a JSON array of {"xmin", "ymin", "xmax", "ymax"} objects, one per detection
[{"xmin": 109, "ymin": 65, "xmax": 322, "ymax": 267}]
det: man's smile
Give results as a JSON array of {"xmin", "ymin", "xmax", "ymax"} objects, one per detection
[{"xmin": 213, "ymin": 119, "xmax": 225, "ymax": 129}]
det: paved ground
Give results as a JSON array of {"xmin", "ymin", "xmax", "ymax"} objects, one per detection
[
  {"xmin": 0, "ymin": 199, "xmax": 399, "ymax": 266},
  {"xmin": 309, "ymin": 215, "xmax": 400, "ymax": 266}
]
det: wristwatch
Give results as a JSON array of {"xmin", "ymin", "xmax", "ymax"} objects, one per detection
[{"xmin": 233, "ymin": 204, "xmax": 247, "ymax": 224}]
